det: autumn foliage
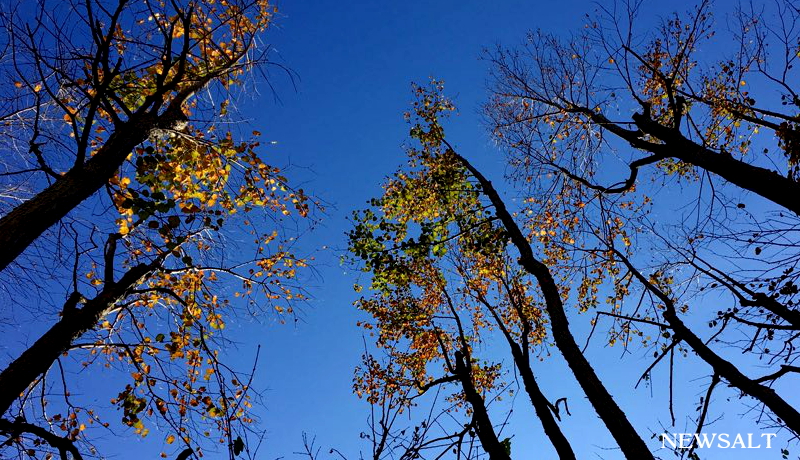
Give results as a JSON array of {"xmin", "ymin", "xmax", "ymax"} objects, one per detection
[
  {"xmin": 349, "ymin": 1, "xmax": 800, "ymax": 458},
  {"xmin": 0, "ymin": 1, "xmax": 310, "ymax": 459}
]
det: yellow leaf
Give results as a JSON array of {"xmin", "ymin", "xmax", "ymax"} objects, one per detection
[
  {"xmin": 118, "ymin": 220, "xmax": 130, "ymax": 236},
  {"xmin": 166, "ymin": 434, "xmax": 175, "ymax": 445}
]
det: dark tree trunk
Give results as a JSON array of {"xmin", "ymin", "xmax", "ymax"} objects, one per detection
[
  {"xmin": 509, "ymin": 344, "xmax": 576, "ymax": 460},
  {"xmin": 633, "ymin": 114, "xmax": 800, "ymax": 216},
  {"xmin": 618, "ymin": 251, "xmax": 800, "ymax": 436},
  {"xmin": 478, "ymin": 291, "xmax": 576, "ymax": 458},
  {"xmin": 0, "ymin": 108, "xmax": 187, "ymax": 273},
  {"xmin": 0, "ymin": 262, "xmax": 156, "ymax": 416},
  {"xmin": 453, "ymin": 150, "xmax": 655, "ymax": 460},
  {"xmin": 454, "ymin": 350, "xmax": 511, "ymax": 460}
]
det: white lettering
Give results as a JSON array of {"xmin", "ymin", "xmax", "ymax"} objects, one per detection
[
  {"xmin": 761, "ymin": 433, "xmax": 777, "ymax": 448},
  {"xmin": 662, "ymin": 432, "xmax": 777, "ymax": 449},
  {"xmin": 693, "ymin": 433, "xmax": 717, "ymax": 448}
]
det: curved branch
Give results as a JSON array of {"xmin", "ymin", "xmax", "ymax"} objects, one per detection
[
  {"xmin": 614, "ymin": 248, "xmax": 800, "ymax": 435},
  {"xmin": 685, "ymin": 373, "xmax": 720, "ymax": 460},
  {"xmin": 0, "ymin": 418, "xmax": 84, "ymax": 460},
  {"xmin": 553, "ymin": 152, "xmax": 663, "ymax": 194}
]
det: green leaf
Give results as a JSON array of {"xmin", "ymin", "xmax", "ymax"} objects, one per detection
[{"xmin": 501, "ymin": 437, "xmax": 512, "ymax": 456}]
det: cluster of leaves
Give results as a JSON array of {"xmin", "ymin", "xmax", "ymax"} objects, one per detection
[
  {"xmin": 0, "ymin": 1, "xmax": 314, "ymax": 459},
  {"xmin": 348, "ymin": 82, "xmax": 558, "ymax": 458},
  {"xmin": 350, "ymin": 82, "xmax": 503, "ymax": 401}
]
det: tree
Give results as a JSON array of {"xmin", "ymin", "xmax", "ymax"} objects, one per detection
[
  {"xmin": 351, "ymin": 0, "xmax": 800, "ymax": 454},
  {"xmin": 353, "ymin": 347, "xmax": 508, "ymax": 460},
  {"xmin": 349, "ymin": 159, "xmax": 515, "ymax": 460},
  {"xmin": 0, "ymin": 1, "xmax": 310, "ymax": 459},
  {"xmin": 349, "ymin": 81, "xmax": 648, "ymax": 459},
  {"xmin": 484, "ymin": 0, "xmax": 800, "ymax": 441}
]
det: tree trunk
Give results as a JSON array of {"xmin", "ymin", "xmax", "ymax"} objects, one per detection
[
  {"xmin": 634, "ymin": 114, "xmax": 800, "ymax": 216},
  {"xmin": 453, "ymin": 150, "xmax": 655, "ymax": 460},
  {"xmin": 0, "ymin": 262, "xmax": 156, "ymax": 416},
  {"xmin": 509, "ymin": 344, "xmax": 576, "ymax": 460},
  {"xmin": 618, "ymin": 251, "xmax": 800, "ymax": 436},
  {"xmin": 0, "ymin": 104, "xmax": 187, "ymax": 273},
  {"xmin": 454, "ymin": 351, "xmax": 511, "ymax": 460}
]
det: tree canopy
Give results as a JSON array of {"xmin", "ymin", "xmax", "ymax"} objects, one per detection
[
  {"xmin": 0, "ymin": 1, "xmax": 310, "ymax": 459},
  {"xmin": 348, "ymin": 1, "xmax": 800, "ymax": 458}
]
